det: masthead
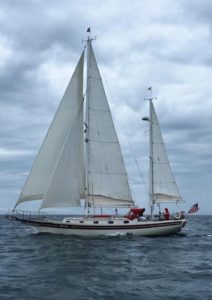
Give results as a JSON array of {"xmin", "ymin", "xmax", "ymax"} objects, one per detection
[
  {"xmin": 83, "ymin": 28, "xmax": 97, "ymax": 43},
  {"xmin": 144, "ymin": 86, "xmax": 157, "ymax": 102},
  {"xmin": 87, "ymin": 27, "xmax": 91, "ymax": 40}
]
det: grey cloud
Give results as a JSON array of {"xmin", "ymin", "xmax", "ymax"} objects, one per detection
[
  {"xmin": 181, "ymin": 0, "xmax": 212, "ymax": 24},
  {"xmin": 0, "ymin": 0, "xmax": 211, "ymax": 213}
]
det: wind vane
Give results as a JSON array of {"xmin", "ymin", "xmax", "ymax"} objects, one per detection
[
  {"xmin": 83, "ymin": 27, "xmax": 97, "ymax": 43},
  {"xmin": 145, "ymin": 86, "xmax": 157, "ymax": 102}
]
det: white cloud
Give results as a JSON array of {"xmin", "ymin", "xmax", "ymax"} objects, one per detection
[{"xmin": 0, "ymin": 147, "xmax": 34, "ymax": 158}]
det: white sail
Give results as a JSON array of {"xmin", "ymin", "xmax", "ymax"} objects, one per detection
[
  {"xmin": 15, "ymin": 52, "xmax": 85, "ymax": 208},
  {"xmin": 151, "ymin": 102, "xmax": 182, "ymax": 203},
  {"xmin": 86, "ymin": 43, "xmax": 134, "ymax": 207},
  {"xmin": 40, "ymin": 104, "xmax": 83, "ymax": 209}
]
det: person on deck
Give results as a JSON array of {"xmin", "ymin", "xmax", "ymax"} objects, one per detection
[{"xmin": 163, "ymin": 208, "xmax": 170, "ymax": 220}]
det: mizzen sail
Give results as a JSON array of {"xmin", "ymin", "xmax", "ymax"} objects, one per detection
[{"xmin": 151, "ymin": 102, "xmax": 182, "ymax": 203}]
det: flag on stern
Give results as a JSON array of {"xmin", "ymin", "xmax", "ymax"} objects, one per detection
[{"xmin": 188, "ymin": 203, "xmax": 199, "ymax": 214}]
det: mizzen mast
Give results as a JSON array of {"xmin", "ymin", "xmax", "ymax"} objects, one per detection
[{"xmin": 142, "ymin": 87, "xmax": 157, "ymax": 218}]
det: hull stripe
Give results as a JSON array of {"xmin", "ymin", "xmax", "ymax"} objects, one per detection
[{"xmin": 20, "ymin": 219, "xmax": 183, "ymax": 230}]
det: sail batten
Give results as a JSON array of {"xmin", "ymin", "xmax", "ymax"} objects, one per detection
[{"xmin": 88, "ymin": 194, "xmax": 134, "ymax": 207}]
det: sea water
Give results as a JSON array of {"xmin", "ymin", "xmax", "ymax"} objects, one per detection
[{"xmin": 0, "ymin": 215, "xmax": 211, "ymax": 300}]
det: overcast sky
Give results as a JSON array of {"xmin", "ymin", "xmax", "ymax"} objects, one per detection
[{"xmin": 0, "ymin": 0, "xmax": 211, "ymax": 214}]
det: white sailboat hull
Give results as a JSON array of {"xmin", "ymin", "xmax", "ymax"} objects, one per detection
[{"xmin": 18, "ymin": 217, "xmax": 186, "ymax": 236}]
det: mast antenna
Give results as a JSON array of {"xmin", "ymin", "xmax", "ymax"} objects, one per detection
[
  {"xmin": 82, "ymin": 28, "xmax": 97, "ymax": 43},
  {"xmin": 144, "ymin": 86, "xmax": 157, "ymax": 102},
  {"xmin": 87, "ymin": 27, "xmax": 91, "ymax": 40}
]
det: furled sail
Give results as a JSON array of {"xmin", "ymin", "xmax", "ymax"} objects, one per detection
[
  {"xmin": 151, "ymin": 102, "xmax": 183, "ymax": 203},
  {"xmin": 15, "ymin": 52, "xmax": 85, "ymax": 208},
  {"xmin": 86, "ymin": 43, "xmax": 134, "ymax": 207}
]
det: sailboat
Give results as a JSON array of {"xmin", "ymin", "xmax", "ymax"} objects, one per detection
[{"xmin": 9, "ymin": 34, "xmax": 186, "ymax": 236}]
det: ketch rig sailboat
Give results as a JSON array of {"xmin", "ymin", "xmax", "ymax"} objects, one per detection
[{"xmin": 9, "ymin": 33, "xmax": 186, "ymax": 236}]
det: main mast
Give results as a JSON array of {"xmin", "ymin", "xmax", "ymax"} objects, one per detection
[{"xmin": 84, "ymin": 30, "xmax": 92, "ymax": 213}]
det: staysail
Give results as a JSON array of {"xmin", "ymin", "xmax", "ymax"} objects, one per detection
[
  {"xmin": 15, "ymin": 52, "xmax": 85, "ymax": 208},
  {"xmin": 151, "ymin": 102, "xmax": 182, "ymax": 203},
  {"xmin": 86, "ymin": 42, "xmax": 134, "ymax": 207}
]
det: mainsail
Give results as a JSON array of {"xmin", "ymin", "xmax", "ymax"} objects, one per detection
[
  {"xmin": 150, "ymin": 101, "xmax": 182, "ymax": 203},
  {"xmin": 86, "ymin": 42, "xmax": 133, "ymax": 207}
]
